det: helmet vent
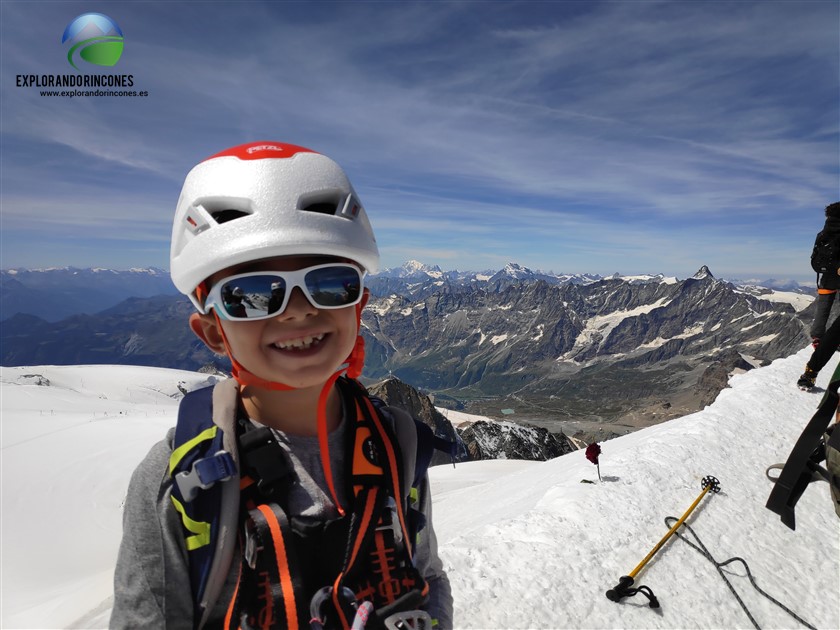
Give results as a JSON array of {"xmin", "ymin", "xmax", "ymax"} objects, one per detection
[
  {"xmin": 300, "ymin": 201, "xmax": 340, "ymax": 215},
  {"xmin": 210, "ymin": 209, "xmax": 250, "ymax": 224}
]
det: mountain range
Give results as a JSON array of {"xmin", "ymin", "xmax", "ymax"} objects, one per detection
[
  {"xmin": 0, "ymin": 262, "xmax": 817, "ymax": 442},
  {"xmin": 3, "ymin": 262, "xmax": 809, "ymax": 324},
  {"xmin": 362, "ymin": 264, "xmax": 814, "ymax": 438},
  {"xmin": 0, "ymin": 267, "xmax": 177, "ymax": 322}
]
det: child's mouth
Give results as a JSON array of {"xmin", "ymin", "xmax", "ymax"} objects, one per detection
[{"xmin": 270, "ymin": 333, "xmax": 327, "ymax": 353}]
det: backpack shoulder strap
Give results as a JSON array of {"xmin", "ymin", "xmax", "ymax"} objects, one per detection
[
  {"xmin": 169, "ymin": 379, "xmax": 242, "ymax": 628},
  {"xmin": 368, "ymin": 396, "xmax": 458, "ymax": 493},
  {"xmin": 322, "ymin": 378, "xmax": 430, "ymax": 625},
  {"xmin": 411, "ymin": 419, "xmax": 459, "ymax": 483},
  {"xmin": 381, "ymin": 404, "xmax": 419, "ymax": 496}
]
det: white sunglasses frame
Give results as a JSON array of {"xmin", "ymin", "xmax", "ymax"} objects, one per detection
[{"xmin": 202, "ymin": 263, "xmax": 366, "ymax": 321}]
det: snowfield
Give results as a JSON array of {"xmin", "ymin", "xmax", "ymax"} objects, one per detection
[{"xmin": 1, "ymin": 350, "xmax": 838, "ymax": 629}]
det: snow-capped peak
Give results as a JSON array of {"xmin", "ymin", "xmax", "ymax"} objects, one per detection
[
  {"xmin": 401, "ymin": 260, "xmax": 443, "ymax": 276},
  {"xmin": 402, "ymin": 260, "xmax": 427, "ymax": 274},
  {"xmin": 375, "ymin": 260, "xmax": 445, "ymax": 279},
  {"xmin": 693, "ymin": 265, "xmax": 714, "ymax": 280},
  {"xmin": 501, "ymin": 262, "xmax": 534, "ymax": 278}
]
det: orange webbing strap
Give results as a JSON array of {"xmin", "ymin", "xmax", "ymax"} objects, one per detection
[
  {"xmin": 345, "ymin": 487, "xmax": 380, "ymax": 574},
  {"xmin": 318, "ymin": 371, "xmax": 346, "ymax": 517},
  {"xmin": 256, "ymin": 504, "xmax": 299, "ymax": 629},
  {"xmin": 329, "ymin": 577, "xmax": 353, "ymax": 630},
  {"xmin": 360, "ymin": 396, "xmax": 413, "ymax": 557},
  {"xmin": 226, "ymin": 503, "xmax": 304, "ymax": 630},
  {"xmin": 818, "ymin": 288, "xmax": 838, "ymax": 295},
  {"xmin": 223, "ymin": 560, "xmax": 242, "ymax": 629},
  {"xmin": 370, "ymin": 528, "xmax": 399, "ymax": 602}
]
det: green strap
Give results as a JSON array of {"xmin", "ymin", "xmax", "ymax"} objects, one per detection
[
  {"xmin": 170, "ymin": 495, "xmax": 211, "ymax": 550},
  {"xmin": 168, "ymin": 425, "xmax": 218, "ymax": 475},
  {"xmin": 167, "ymin": 425, "xmax": 218, "ymax": 551},
  {"xmin": 823, "ymin": 360, "xmax": 840, "ymax": 405}
]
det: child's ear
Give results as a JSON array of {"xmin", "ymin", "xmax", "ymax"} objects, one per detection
[
  {"xmin": 189, "ymin": 312, "xmax": 227, "ymax": 354},
  {"xmin": 360, "ymin": 287, "xmax": 370, "ymax": 309}
]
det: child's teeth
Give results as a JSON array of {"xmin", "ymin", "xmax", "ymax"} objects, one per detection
[{"xmin": 274, "ymin": 333, "xmax": 325, "ymax": 350}]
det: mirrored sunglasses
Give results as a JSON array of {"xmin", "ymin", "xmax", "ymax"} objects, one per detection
[{"xmin": 204, "ymin": 263, "xmax": 364, "ymax": 321}]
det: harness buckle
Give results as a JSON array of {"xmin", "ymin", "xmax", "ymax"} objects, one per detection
[
  {"xmin": 243, "ymin": 517, "xmax": 261, "ymax": 570},
  {"xmin": 175, "ymin": 450, "xmax": 236, "ymax": 502},
  {"xmin": 377, "ymin": 497, "xmax": 403, "ymax": 546}
]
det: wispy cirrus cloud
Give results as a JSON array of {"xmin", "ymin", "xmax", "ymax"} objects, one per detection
[{"xmin": 1, "ymin": 1, "xmax": 836, "ymax": 279}]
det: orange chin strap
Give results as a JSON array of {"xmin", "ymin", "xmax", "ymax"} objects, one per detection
[
  {"xmin": 344, "ymin": 302, "xmax": 366, "ymax": 379},
  {"xmin": 210, "ymin": 300, "xmax": 367, "ymax": 515},
  {"xmin": 317, "ymin": 302, "xmax": 366, "ymax": 516}
]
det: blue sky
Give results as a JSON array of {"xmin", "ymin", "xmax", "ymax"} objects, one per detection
[{"xmin": 1, "ymin": 1, "xmax": 838, "ymax": 282}]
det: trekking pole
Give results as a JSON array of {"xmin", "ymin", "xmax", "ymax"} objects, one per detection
[{"xmin": 606, "ymin": 475, "xmax": 720, "ymax": 608}]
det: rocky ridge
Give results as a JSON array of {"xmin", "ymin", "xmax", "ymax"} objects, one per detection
[
  {"xmin": 361, "ymin": 266, "xmax": 810, "ymax": 432},
  {"xmin": 367, "ymin": 376, "xmax": 574, "ymax": 463}
]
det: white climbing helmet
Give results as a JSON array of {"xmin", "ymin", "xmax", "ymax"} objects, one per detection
[{"xmin": 170, "ymin": 141, "xmax": 379, "ymax": 309}]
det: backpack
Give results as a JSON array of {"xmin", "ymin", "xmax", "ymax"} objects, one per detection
[
  {"xmin": 168, "ymin": 377, "xmax": 456, "ymax": 629},
  {"xmin": 810, "ymin": 229, "xmax": 840, "ymax": 275},
  {"xmin": 766, "ymin": 361, "xmax": 840, "ymax": 528}
]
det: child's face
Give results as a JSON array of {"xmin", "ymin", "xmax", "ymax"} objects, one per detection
[{"xmin": 192, "ymin": 255, "xmax": 363, "ymax": 390}]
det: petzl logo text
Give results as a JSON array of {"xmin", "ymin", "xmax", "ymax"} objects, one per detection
[{"xmin": 62, "ymin": 13, "xmax": 124, "ymax": 71}]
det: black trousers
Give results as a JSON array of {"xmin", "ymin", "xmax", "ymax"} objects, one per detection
[
  {"xmin": 807, "ymin": 310, "xmax": 840, "ymax": 373},
  {"xmin": 811, "ymin": 291, "xmax": 837, "ymax": 338}
]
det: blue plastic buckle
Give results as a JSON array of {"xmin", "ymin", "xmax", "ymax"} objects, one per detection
[{"xmin": 175, "ymin": 450, "xmax": 236, "ymax": 502}]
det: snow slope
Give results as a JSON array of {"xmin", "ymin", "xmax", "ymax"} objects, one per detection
[
  {"xmin": 1, "ymin": 352, "xmax": 838, "ymax": 629},
  {"xmin": 431, "ymin": 349, "xmax": 839, "ymax": 629},
  {"xmin": 0, "ymin": 366, "xmax": 216, "ymax": 629}
]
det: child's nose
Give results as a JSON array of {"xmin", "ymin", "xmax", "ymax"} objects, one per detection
[{"xmin": 278, "ymin": 286, "xmax": 317, "ymax": 318}]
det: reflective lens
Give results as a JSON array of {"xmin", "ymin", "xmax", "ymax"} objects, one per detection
[{"xmin": 205, "ymin": 264, "xmax": 363, "ymax": 320}]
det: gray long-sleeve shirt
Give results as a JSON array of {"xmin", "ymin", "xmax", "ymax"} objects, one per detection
[{"xmin": 111, "ymin": 380, "xmax": 452, "ymax": 629}]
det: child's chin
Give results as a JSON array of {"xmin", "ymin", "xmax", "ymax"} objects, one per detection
[{"xmin": 253, "ymin": 362, "xmax": 344, "ymax": 390}]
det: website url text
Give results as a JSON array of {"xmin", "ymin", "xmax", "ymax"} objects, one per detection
[{"xmin": 39, "ymin": 89, "xmax": 149, "ymax": 98}]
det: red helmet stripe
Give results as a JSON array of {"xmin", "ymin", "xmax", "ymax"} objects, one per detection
[{"xmin": 203, "ymin": 141, "xmax": 316, "ymax": 162}]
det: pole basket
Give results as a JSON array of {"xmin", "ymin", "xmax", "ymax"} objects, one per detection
[{"xmin": 702, "ymin": 476, "xmax": 721, "ymax": 493}]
